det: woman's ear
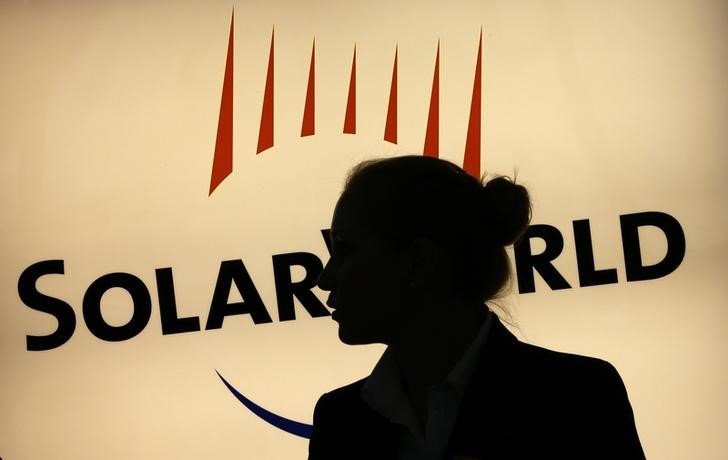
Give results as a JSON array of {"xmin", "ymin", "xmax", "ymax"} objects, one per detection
[{"xmin": 405, "ymin": 237, "xmax": 441, "ymax": 288}]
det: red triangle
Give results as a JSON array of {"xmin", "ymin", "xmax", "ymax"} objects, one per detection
[
  {"xmin": 301, "ymin": 38, "xmax": 315, "ymax": 137},
  {"xmin": 257, "ymin": 28, "xmax": 274, "ymax": 153},
  {"xmin": 423, "ymin": 41, "xmax": 439, "ymax": 157},
  {"xmin": 384, "ymin": 46, "xmax": 398, "ymax": 144},
  {"xmin": 209, "ymin": 10, "xmax": 234, "ymax": 196},
  {"xmin": 343, "ymin": 45, "xmax": 356, "ymax": 134},
  {"xmin": 463, "ymin": 30, "xmax": 482, "ymax": 178}
]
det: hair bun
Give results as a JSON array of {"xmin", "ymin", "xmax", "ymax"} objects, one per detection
[{"xmin": 481, "ymin": 176, "xmax": 532, "ymax": 246}]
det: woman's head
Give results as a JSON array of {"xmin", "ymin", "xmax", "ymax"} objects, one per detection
[{"xmin": 318, "ymin": 155, "xmax": 531, "ymax": 344}]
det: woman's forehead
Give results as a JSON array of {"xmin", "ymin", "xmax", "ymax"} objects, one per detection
[
  {"xmin": 331, "ymin": 195, "xmax": 365, "ymax": 234},
  {"xmin": 332, "ymin": 189, "xmax": 389, "ymax": 236}
]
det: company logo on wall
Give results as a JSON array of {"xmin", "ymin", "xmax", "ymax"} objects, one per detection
[{"xmin": 16, "ymin": 9, "xmax": 687, "ymax": 440}]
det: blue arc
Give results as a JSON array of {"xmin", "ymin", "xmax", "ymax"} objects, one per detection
[{"xmin": 216, "ymin": 370, "xmax": 313, "ymax": 439}]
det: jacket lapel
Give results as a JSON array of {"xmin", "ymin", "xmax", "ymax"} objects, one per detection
[{"xmin": 446, "ymin": 317, "xmax": 522, "ymax": 459}]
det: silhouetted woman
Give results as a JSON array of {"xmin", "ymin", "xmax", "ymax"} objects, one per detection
[{"xmin": 310, "ymin": 156, "xmax": 644, "ymax": 460}]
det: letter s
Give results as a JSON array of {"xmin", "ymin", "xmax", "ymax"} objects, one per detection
[{"xmin": 18, "ymin": 260, "xmax": 76, "ymax": 351}]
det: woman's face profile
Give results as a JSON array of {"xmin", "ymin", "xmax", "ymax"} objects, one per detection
[{"xmin": 318, "ymin": 186, "xmax": 413, "ymax": 346}]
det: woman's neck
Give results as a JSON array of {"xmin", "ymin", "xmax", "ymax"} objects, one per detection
[{"xmin": 389, "ymin": 300, "xmax": 488, "ymax": 415}]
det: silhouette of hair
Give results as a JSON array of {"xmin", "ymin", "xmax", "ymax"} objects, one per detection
[{"xmin": 344, "ymin": 155, "xmax": 531, "ymax": 302}]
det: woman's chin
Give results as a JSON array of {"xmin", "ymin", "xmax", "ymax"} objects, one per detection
[{"xmin": 337, "ymin": 326, "xmax": 379, "ymax": 346}]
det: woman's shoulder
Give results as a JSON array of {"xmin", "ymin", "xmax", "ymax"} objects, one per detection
[
  {"xmin": 317, "ymin": 377, "xmax": 367, "ymax": 403},
  {"xmin": 515, "ymin": 339, "xmax": 620, "ymax": 375},
  {"xmin": 489, "ymin": 317, "xmax": 623, "ymax": 385},
  {"xmin": 313, "ymin": 377, "xmax": 371, "ymax": 418},
  {"xmin": 498, "ymin": 338, "xmax": 633, "ymax": 415},
  {"xmin": 524, "ymin": 342, "xmax": 622, "ymax": 383}
]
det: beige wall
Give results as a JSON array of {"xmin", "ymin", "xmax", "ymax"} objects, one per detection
[{"xmin": 1, "ymin": 0, "xmax": 726, "ymax": 458}]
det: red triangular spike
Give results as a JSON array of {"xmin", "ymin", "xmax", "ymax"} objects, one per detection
[
  {"xmin": 423, "ymin": 41, "xmax": 439, "ymax": 157},
  {"xmin": 463, "ymin": 30, "xmax": 482, "ymax": 178},
  {"xmin": 257, "ymin": 28, "xmax": 274, "ymax": 153},
  {"xmin": 343, "ymin": 45, "xmax": 356, "ymax": 134},
  {"xmin": 209, "ymin": 10, "xmax": 234, "ymax": 196},
  {"xmin": 384, "ymin": 45, "xmax": 398, "ymax": 144},
  {"xmin": 301, "ymin": 38, "xmax": 315, "ymax": 137}
]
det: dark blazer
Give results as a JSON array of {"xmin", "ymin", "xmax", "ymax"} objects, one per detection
[{"xmin": 309, "ymin": 318, "xmax": 645, "ymax": 460}]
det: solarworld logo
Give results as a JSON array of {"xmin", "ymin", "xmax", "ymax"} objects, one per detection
[{"xmin": 17, "ymin": 11, "xmax": 686, "ymax": 439}]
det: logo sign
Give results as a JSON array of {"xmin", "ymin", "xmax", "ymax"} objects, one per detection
[
  {"xmin": 15, "ymin": 10, "xmax": 687, "ymax": 441},
  {"xmin": 9, "ymin": 2, "xmax": 726, "ymax": 459}
]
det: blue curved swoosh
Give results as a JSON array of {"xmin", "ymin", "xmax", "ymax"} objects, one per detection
[{"xmin": 215, "ymin": 370, "xmax": 313, "ymax": 439}]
